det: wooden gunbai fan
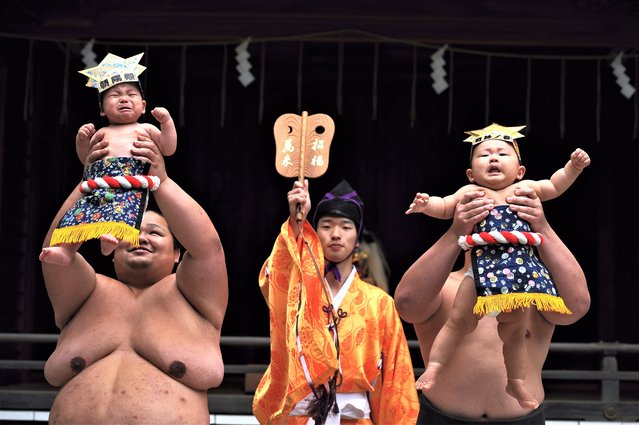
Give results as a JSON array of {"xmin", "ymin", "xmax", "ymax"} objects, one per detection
[{"xmin": 273, "ymin": 111, "xmax": 335, "ymax": 220}]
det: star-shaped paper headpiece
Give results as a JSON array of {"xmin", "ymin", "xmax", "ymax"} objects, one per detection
[
  {"xmin": 463, "ymin": 123, "xmax": 526, "ymax": 162},
  {"xmin": 79, "ymin": 53, "xmax": 146, "ymax": 93}
]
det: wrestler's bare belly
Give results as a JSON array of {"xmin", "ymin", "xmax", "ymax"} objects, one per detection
[
  {"xmin": 44, "ymin": 274, "xmax": 222, "ymax": 424},
  {"xmin": 423, "ymin": 315, "xmax": 552, "ymax": 421},
  {"xmin": 48, "ymin": 350, "xmax": 210, "ymax": 425}
]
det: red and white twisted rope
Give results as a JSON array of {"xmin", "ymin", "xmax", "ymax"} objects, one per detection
[
  {"xmin": 458, "ymin": 230, "xmax": 543, "ymax": 251},
  {"xmin": 79, "ymin": 175, "xmax": 161, "ymax": 194}
]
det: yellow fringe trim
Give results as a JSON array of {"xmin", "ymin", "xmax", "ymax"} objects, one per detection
[
  {"xmin": 50, "ymin": 222, "xmax": 140, "ymax": 247},
  {"xmin": 473, "ymin": 292, "xmax": 572, "ymax": 316}
]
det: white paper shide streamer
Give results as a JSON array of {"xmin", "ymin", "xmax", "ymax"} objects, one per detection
[
  {"xmin": 80, "ymin": 38, "xmax": 98, "ymax": 68},
  {"xmin": 430, "ymin": 44, "xmax": 449, "ymax": 95},
  {"xmin": 235, "ymin": 37, "xmax": 255, "ymax": 87},
  {"xmin": 611, "ymin": 52, "xmax": 636, "ymax": 99}
]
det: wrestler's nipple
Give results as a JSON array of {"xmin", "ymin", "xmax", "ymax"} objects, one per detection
[
  {"xmin": 70, "ymin": 356, "xmax": 86, "ymax": 373},
  {"xmin": 168, "ymin": 360, "xmax": 187, "ymax": 378}
]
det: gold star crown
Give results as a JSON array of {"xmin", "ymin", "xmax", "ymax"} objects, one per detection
[
  {"xmin": 463, "ymin": 123, "xmax": 526, "ymax": 161},
  {"xmin": 79, "ymin": 53, "xmax": 146, "ymax": 93}
]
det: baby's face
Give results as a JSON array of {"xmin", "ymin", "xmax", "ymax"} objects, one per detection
[
  {"xmin": 467, "ymin": 139, "xmax": 524, "ymax": 189},
  {"xmin": 100, "ymin": 83, "xmax": 146, "ymax": 124}
]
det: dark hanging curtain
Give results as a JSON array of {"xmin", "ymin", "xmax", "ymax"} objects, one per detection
[{"xmin": 0, "ymin": 38, "xmax": 636, "ymax": 383}]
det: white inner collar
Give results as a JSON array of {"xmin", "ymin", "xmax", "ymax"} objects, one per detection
[{"xmin": 330, "ymin": 266, "xmax": 356, "ymax": 310}]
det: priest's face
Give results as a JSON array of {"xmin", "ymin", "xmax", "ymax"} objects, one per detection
[{"xmin": 316, "ymin": 215, "xmax": 358, "ymax": 264}]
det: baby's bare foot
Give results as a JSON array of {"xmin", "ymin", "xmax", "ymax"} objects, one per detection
[
  {"xmin": 415, "ymin": 362, "xmax": 443, "ymax": 391},
  {"xmin": 100, "ymin": 234, "xmax": 119, "ymax": 256},
  {"xmin": 39, "ymin": 247, "xmax": 73, "ymax": 266},
  {"xmin": 506, "ymin": 378, "xmax": 539, "ymax": 409}
]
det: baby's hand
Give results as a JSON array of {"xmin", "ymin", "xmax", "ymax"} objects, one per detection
[
  {"xmin": 151, "ymin": 107, "xmax": 172, "ymax": 124},
  {"xmin": 405, "ymin": 192, "xmax": 430, "ymax": 215},
  {"xmin": 570, "ymin": 148, "xmax": 591, "ymax": 171},
  {"xmin": 77, "ymin": 123, "xmax": 96, "ymax": 144}
]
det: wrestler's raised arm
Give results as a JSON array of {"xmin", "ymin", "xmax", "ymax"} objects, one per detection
[
  {"xmin": 40, "ymin": 188, "xmax": 96, "ymax": 328},
  {"xmin": 507, "ymin": 187, "xmax": 590, "ymax": 325},
  {"xmin": 40, "ymin": 138, "xmax": 110, "ymax": 328},
  {"xmin": 133, "ymin": 135, "xmax": 228, "ymax": 330},
  {"xmin": 395, "ymin": 190, "xmax": 494, "ymax": 324}
]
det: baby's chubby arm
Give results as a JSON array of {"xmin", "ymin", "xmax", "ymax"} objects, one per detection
[
  {"xmin": 75, "ymin": 123, "xmax": 96, "ymax": 165},
  {"xmin": 148, "ymin": 107, "xmax": 177, "ymax": 156},
  {"xmin": 534, "ymin": 148, "xmax": 591, "ymax": 201},
  {"xmin": 405, "ymin": 187, "xmax": 470, "ymax": 219}
]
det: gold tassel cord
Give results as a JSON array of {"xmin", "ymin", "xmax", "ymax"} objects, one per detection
[
  {"xmin": 50, "ymin": 222, "xmax": 140, "ymax": 247},
  {"xmin": 473, "ymin": 292, "xmax": 572, "ymax": 316}
]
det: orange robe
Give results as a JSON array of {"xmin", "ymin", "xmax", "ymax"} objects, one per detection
[{"xmin": 252, "ymin": 220, "xmax": 419, "ymax": 424}]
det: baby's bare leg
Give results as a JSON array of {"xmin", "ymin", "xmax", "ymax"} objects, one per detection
[
  {"xmin": 497, "ymin": 309, "xmax": 539, "ymax": 409},
  {"xmin": 99, "ymin": 234, "xmax": 119, "ymax": 256},
  {"xmin": 416, "ymin": 277, "xmax": 479, "ymax": 390},
  {"xmin": 39, "ymin": 243, "xmax": 81, "ymax": 266}
]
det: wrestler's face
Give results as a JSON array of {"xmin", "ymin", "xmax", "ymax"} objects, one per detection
[
  {"xmin": 113, "ymin": 211, "xmax": 180, "ymax": 287},
  {"xmin": 100, "ymin": 83, "xmax": 146, "ymax": 125},
  {"xmin": 466, "ymin": 139, "xmax": 525, "ymax": 190},
  {"xmin": 316, "ymin": 215, "xmax": 358, "ymax": 264}
]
